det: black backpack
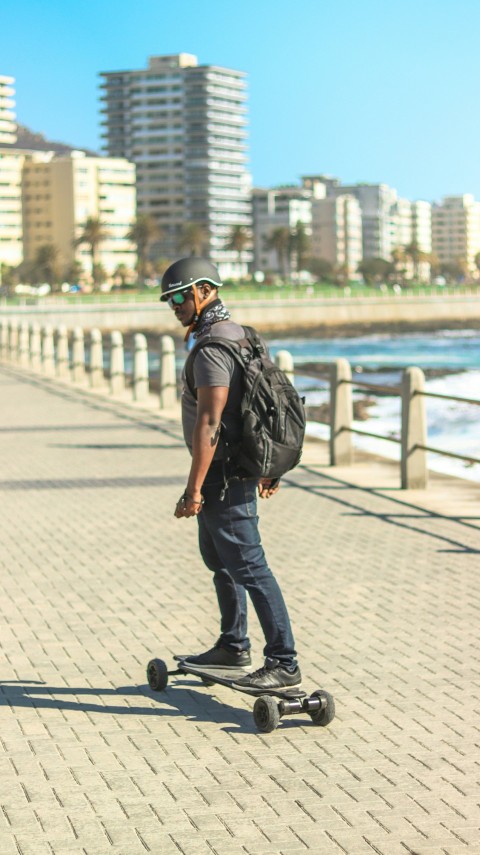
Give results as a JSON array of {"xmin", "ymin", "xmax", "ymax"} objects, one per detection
[{"xmin": 185, "ymin": 325, "xmax": 305, "ymax": 479}]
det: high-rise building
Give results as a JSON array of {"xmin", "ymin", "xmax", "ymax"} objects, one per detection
[
  {"xmin": 22, "ymin": 150, "xmax": 136, "ymax": 279},
  {"xmin": 333, "ymin": 183, "xmax": 398, "ymax": 260},
  {"xmin": 311, "ymin": 194, "xmax": 363, "ymax": 277},
  {"xmin": 432, "ymin": 195, "xmax": 480, "ymax": 276},
  {"xmin": 0, "ymin": 150, "xmax": 25, "ymax": 267},
  {"xmin": 0, "ymin": 75, "xmax": 22, "ymax": 271},
  {"xmin": 99, "ymin": 53, "xmax": 252, "ymax": 277},
  {"xmin": 0, "ymin": 75, "xmax": 16, "ymax": 145},
  {"xmin": 252, "ymin": 186, "xmax": 312, "ymax": 274}
]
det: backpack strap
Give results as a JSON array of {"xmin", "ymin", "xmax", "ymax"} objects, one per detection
[{"xmin": 184, "ymin": 332, "xmax": 252, "ymax": 400}]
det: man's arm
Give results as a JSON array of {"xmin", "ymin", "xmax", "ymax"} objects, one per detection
[{"xmin": 175, "ymin": 385, "xmax": 228, "ymax": 518}]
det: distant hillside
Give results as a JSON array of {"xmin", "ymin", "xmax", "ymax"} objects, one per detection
[{"xmin": 4, "ymin": 123, "xmax": 99, "ymax": 157}]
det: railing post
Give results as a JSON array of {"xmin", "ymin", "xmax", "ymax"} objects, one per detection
[
  {"xmin": 8, "ymin": 321, "xmax": 18, "ymax": 362},
  {"xmin": 159, "ymin": 335, "xmax": 177, "ymax": 409},
  {"xmin": 42, "ymin": 326, "xmax": 55, "ymax": 376},
  {"xmin": 401, "ymin": 367, "xmax": 428, "ymax": 489},
  {"xmin": 18, "ymin": 322, "xmax": 30, "ymax": 366},
  {"xmin": 72, "ymin": 327, "xmax": 86, "ymax": 384},
  {"xmin": 133, "ymin": 333, "xmax": 149, "ymax": 401},
  {"xmin": 89, "ymin": 329, "xmax": 104, "ymax": 388},
  {"xmin": 56, "ymin": 327, "xmax": 70, "ymax": 379},
  {"xmin": 30, "ymin": 323, "xmax": 41, "ymax": 371},
  {"xmin": 275, "ymin": 349, "xmax": 294, "ymax": 384},
  {"xmin": 110, "ymin": 330, "xmax": 125, "ymax": 395},
  {"xmin": 329, "ymin": 358, "xmax": 353, "ymax": 465}
]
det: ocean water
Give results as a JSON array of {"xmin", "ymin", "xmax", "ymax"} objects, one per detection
[
  {"xmin": 117, "ymin": 327, "xmax": 479, "ymax": 483},
  {"xmin": 267, "ymin": 329, "xmax": 480, "ymax": 483}
]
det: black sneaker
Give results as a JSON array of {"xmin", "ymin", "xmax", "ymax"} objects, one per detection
[
  {"xmin": 183, "ymin": 643, "xmax": 251, "ymax": 669},
  {"xmin": 232, "ymin": 659, "xmax": 301, "ymax": 693}
]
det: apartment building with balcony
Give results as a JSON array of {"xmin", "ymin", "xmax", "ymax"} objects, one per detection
[
  {"xmin": 21, "ymin": 150, "xmax": 136, "ymax": 279},
  {"xmin": 432, "ymin": 194, "xmax": 480, "ymax": 276},
  {"xmin": 99, "ymin": 53, "xmax": 252, "ymax": 278},
  {"xmin": 0, "ymin": 75, "xmax": 16, "ymax": 145},
  {"xmin": 252, "ymin": 186, "xmax": 312, "ymax": 274},
  {"xmin": 0, "ymin": 75, "xmax": 22, "ymax": 270},
  {"xmin": 311, "ymin": 194, "xmax": 363, "ymax": 278}
]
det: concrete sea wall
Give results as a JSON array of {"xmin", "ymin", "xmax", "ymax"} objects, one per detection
[{"xmin": 2, "ymin": 292, "xmax": 480, "ymax": 332}]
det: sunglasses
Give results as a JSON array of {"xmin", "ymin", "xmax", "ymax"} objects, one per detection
[{"xmin": 167, "ymin": 289, "xmax": 192, "ymax": 308}]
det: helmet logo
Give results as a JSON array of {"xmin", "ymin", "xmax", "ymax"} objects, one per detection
[{"xmin": 169, "ymin": 281, "xmax": 183, "ymax": 289}]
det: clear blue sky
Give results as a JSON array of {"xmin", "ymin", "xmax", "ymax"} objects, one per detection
[{"xmin": 3, "ymin": 0, "xmax": 479, "ymax": 202}]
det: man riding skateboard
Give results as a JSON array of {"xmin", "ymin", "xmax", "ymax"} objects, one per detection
[{"xmin": 160, "ymin": 257, "xmax": 301, "ymax": 692}]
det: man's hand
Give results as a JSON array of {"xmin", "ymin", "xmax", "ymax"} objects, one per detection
[
  {"xmin": 174, "ymin": 491, "xmax": 204, "ymax": 518},
  {"xmin": 258, "ymin": 478, "xmax": 280, "ymax": 499}
]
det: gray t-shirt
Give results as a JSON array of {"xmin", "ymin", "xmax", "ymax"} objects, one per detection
[{"xmin": 181, "ymin": 319, "xmax": 247, "ymax": 459}]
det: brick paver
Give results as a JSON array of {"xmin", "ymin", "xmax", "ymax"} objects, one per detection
[{"xmin": 0, "ymin": 364, "xmax": 479, "ymax": 855}]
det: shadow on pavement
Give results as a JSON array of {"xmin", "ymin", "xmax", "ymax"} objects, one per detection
[
  {"xmin": 0, "ymin": 680, "xmax": 272, "ymax": 733},
  {"xmin": 285, "ymin": 465, "xmax": 480, "ymax": 554},
  {"xmin": 0, "ymin": 475, "xmax": 185, "ymax": 490}
]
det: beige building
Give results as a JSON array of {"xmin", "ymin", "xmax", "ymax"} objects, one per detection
[
  {"xmin": 432, "ymin": 194, "xmax": 480, "ymax": 276},
  {"xmin": 0, "ymin": 76, "xmax": 22, "ymax": 272},
  {"xmin": 311, "ymin": 194, "xmax": 362, "ymax": 278},
  {"xmin": 22, "ymin": 150, "xmax": 136, "ymax": 280},
  {"xmin": 0, "ymin": 150, "xmax": 25, "ymax": 268},
  {"xmin": 0, "ymin": 75, "xmax": 16, "ymax": 145},
  {"xmin": 100, "ymin": 53, "xmax": 251, "ymax": 278},
  {"xmin": 252, "ymin": 187, "xmax": 312, "ymax": 274}
]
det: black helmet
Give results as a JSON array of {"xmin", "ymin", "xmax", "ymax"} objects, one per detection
[{"xmin": 160, "ymin": 257, "xmax": 222, "ymax": 301}]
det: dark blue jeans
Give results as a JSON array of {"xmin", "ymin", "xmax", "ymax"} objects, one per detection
[{"xmin": 197, "ymin": 464, "xmax": 297, "ymax": 668}]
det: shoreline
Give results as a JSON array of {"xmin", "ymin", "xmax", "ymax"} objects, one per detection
[{"xmin": 132, "ymin": 317, "xmax": 480, "ymax": 345}]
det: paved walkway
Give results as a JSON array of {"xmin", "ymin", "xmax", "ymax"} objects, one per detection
[{"xmin": 0, "ymin": 364, "xmax": 479, "ymax": 855}]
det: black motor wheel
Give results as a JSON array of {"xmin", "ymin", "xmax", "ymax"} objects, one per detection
[
  {"xmin": 309, "ymin": 690, "xmax": 335, "ymax": 726},
  {"xmin": 253, "ymin": 695, "xmax": 281, "ymax": 733},
  {"xmin": 147, "ymin": 658, "xmax": 168, "ymax": 691}
]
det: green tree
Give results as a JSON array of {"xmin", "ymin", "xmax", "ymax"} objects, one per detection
[
  {"xmin": 126, "ymin": 214, "xmax": 161, "ymax": 282},
  {"xmin": 358, "ymin": 257, "xmax": 394, "ymax": 284},
  {"xmin": 290, "ymin": 221, "xmax": 310, "ymax": 274},
  {"xmin": 178, "ymin": 223, "xmax": 209, "ymax": 256},
  {"xmin": 404, "ymin": 240, "xmax": 430, "ymax": 282},
  {"xmin": 264, "ymin": 226, "xmax": 291, "ymax": 278},
  {"xmin": 474, "ymin": 251, "xmax": 480, "ymax": 276},
  {"xmin": 304, "ymin": 256, "xmax": 335, "ymax": 282},
  {"xmin": 114, "ymin": 264, "xmax": 132, "ymax": 287},
  {"xmin": 391, "ymin": 246, "xmax": 407, "ymax": 284},
  {"xmin": 63, "ymin": 259, "xmax": 84, "ymax": 284},
  {"xmin": 226, "ymin": 225, "xmax": 250, "ymax": 268},
  {"xmin": 439, "ymin": 260, "xmax": 465, "ymax": 283},
  {"xmin": 32, "ymin": 244, "xmax": 61, "ymax": 288},
  {"xmin": 74, "ymin": 217, "xmax": 109, "ymax": 288}
]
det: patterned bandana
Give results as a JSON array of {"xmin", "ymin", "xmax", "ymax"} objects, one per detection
[{"xmin": 193, "ymin": 298, "xmax": 231, "ymax": 339}]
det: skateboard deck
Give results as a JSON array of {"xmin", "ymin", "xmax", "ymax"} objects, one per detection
[{"xmin": 172, "ymin": 654, "xmax": 307, "ymax": 700}]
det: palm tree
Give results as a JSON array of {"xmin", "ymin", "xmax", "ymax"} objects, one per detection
[
  {"xmin": 404, "ymin": 240, "xmax": 429, "ymax": 282},
  {"xmin": 74, "ymin": 217, "xmax": 109, "ymax": 288},
  {"xmin": 264, "ymin": 227, "xmax": 291, "ymax": 278},
  {"xmin": 475, "ymin": 251, "xmax": 480, "ymax": 277},
  {"xmin": 391, "ymin": 246, "xmax": 407, "ymax": 285},
  {"xmin": 290, "ymin": 221, "xmax": 310, "ymax": 274},
  {"xmin": 126, "ymin": 215, "xmax": 161, "ymax": 283},
  {"xmin": 226, "ymin": 225, "xmax": 250, "ymax": 269},
  {"xmin": 178, "ymin": 223, "xmax": 209, "ymax": 257}
]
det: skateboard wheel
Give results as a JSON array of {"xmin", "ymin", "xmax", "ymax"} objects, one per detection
[
  {"xmin": 201, "ymin": 677, "xmax": 215, "ymax": 687},
  {"xmin": 309, "ymin": 690, "xmax": 335, "ymax": 726},
  {"xmin": 253, "ymin": 695, "xmax": 281, "ymax": 733},
  {"xmin": 147, "ymin": 658, "xmax": 168, "ymax": 691}
]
